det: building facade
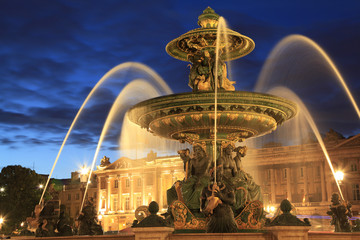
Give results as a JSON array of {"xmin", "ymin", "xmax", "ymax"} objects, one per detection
[
  {"xmin": 59, "ymin": 171, "xmax": 98, "ymax": 224},
  {"xmin": 60, "ymin": 133, "xmax": 360, "ymax": 231}
]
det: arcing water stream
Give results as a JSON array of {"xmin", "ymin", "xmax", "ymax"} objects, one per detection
[
  {"xmin": 255, "ymin": 34, "xmax": 360, "ymax": 119},
  {"xmin": 268, "ymin": 86, "xmax": 345, "ymax": 200},
  {"xmin": 39, "ymin": 62, "xmax": 172, "ymax": 205},
  {"xmin": 80, "ymin": 79, "xmax": 173, "ymax": 212}
]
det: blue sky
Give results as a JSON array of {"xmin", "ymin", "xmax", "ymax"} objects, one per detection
[{"xmin": 1, "ymin": 0, "xmax": 359, "ymax": 178}]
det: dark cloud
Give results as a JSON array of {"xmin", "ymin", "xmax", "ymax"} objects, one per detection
[{"xmin": 0, "ymin": 0, "xmax": 359, "ymax": 177}]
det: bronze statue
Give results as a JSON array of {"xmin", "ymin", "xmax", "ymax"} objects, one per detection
[
  {"xmin": 234, "ymin": 146, "xmax": 247, "ymax": 172},
  {"xmin": 265, "ymin": 199, "xmax": 310, "ymax": 226},
  {"xmin": 178, "ymin": 148, "xmax": 191, "ymax": 180},
  {"xmin": 327, "ymin": 192, "xmax": 352, "ymax": 232},
  {"xmin": 78, "ymin": 198, "xmax": 103, "ymax": 235},
  {"xmin": 35, "ymin": 201, "xmax": 57, "ymax": 237},
  {"xmin": 201, "ymin": 167, "xmax": 238, "ymax": 233},
  {"xmin": 56, "ymin": 204, "xmax": 73, "ymax": 236},
  {"xmin": 132, "ymin": 201, "xmax": 168, "ymax": 227},
  {"xmin": 178, "ymin": 143, "xmax": 211, "ymax": 179},
  {"xmin": 218, "ymin": 142, "xmax": 237, "ymax": 178}
]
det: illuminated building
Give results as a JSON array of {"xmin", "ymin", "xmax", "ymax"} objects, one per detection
[{"xmin": 60, "ymin": 132, "xmax": 360, "ymax": 231}]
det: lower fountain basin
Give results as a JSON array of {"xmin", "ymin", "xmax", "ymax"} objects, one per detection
[{"xmin": 128, "ymin": 91, "xmax": 297, "ymax": 144}]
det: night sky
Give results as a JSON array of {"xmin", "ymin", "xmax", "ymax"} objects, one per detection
[{"xmin": 1, "ymin": 0, "xmax": 359, "ymax": 178}]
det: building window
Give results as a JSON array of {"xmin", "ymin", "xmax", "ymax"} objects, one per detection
[
  {"xmin": 283, "ymin": 169, "xmax": 287, "ymax": 179},
  {"xmin": 114, "ymin": 179, "xmax": 119, "ymax": 188},
  {"xmin": 112, "ymin": 196, "xmax": 118, "ymax": 211},
  {"xmin": 76, "ymin": 193, "xmax": 80, "ymax": 200},
  {"xmin": 352, "ymin": 184, "xmax": 360, "ymax": 201},
  {"xmin": 316, "ymin": 166, "xmax": 321, "ymax": 177},
  {"xmin": 125, "ymin": 196, "xmax": 130, "ymax": 210},
  {"xmin": 100, "ymin": 178, "xmax": 106, "ymax": 189},
  {"xmin": 137, "ymin": 178, "xmax": 142, "ymax": 187},
  {"xmin": 300, "ymin": 168, "xmax": 304, "ymax": 178},
  {"xmin": 75, "ymin": 206, "xmax": 79, "ymax": 215},
  {"xmin": 351, "ymin": 162, "xmax": 358, "ymax": 172},
  {"xmin": 126, "ymin": 178, "xmax": 130, "ymax": 188},
  {"xmin": 136, "ymin": 196, "xmax": 142, "ymax": 207},
  {"xmin": 101, "ymin": 198, "xmax": 106, "ymax": 209},
  {"xmin": 67, "ymin": 194, "xmax": 71, "ymax": 201}
]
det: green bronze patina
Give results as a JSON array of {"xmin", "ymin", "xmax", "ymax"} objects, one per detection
[
  {"xmin": 128, "ymin": 91, "xmax": 297, "ymax": 144},
  {"xmin": 166, "ymin": 7, "xmax": 255, "ymax": 62},
  {"xmin": 128, "ymin": 7, "xmax": 298, "ymax": 232}
]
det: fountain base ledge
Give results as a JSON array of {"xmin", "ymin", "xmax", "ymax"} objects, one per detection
[{"xmin": 9, "ymin": 230, "xmax": 360, "ymax": 240}]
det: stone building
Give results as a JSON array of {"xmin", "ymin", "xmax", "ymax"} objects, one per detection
[
  {"xmin": 245, "ymin": 132, "xmax": 360, "ymax": 216},
  {"xmin": 93, "ymin": 151, "xmax": 184, "ymax": 232},
  {"xmin": 60, "ymin": 133, "xmax": 360, "ymax": 232},
  {"xmin": 59, "ymin": 171, "xmax": 98, "ymax": 224}
]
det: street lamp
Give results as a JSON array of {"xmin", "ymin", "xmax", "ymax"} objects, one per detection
[
  {"xmin": 0, "ymin": 187, "xmax": 4, "ymax": 192},
  {"xmin": 38, "ymin": 184, "xmax": 44, "ymax": 189},
  {"xmin": 335, "ymin": 171, "xmax": 344, "ymax": 184},
  {"xmin": 0, "ymin": 217, "xmax": 4, "ymax": 231},
  {"xmin": 79, "ymin": 165, "xmax": 89, "ymax": 203},
  {"xmin": 98, "ymin": 214, "xmax": 103, "ymax": 227}
]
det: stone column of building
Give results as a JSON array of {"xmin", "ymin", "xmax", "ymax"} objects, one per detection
[
  {"xmin": 171, "ymin": 170, "xmax": 175, "ymax": 183},
  {"xmin": 159, "ymin": 173, "xmax": 164, "ymax": 209},
  {"xmin": 303, "ymin": 166, "xmax": 308, "ymax": 203},
  {"xmin": 324, "ymin": 163, "xmax": 333, "ymax": 202},
  {"xmin": 97, "ymin": 176, "xmax": 102, "ymax": 212},
  {"xmin": 270, "ymin": 168, "xmax": 276, "ymax": 204},
  {"xmin": 130, "ymin": 174, "xmax": 134, "ymax": 210},
  {"xmin": 320, "ymin": 162, "xmax": 327, "ymax": 203},
  {"xmin": 153, "ymin": 168, "xmax": 158, "ymax": 203},
  {"xmin": 117, "ymin": 175, "xmax": 122, "ymax": 211},
  {"xmin": 286, "ymin": 168, "xmax": 292, "ymax": 202},
  {"xmin": 142, "ymin": 173, "xmax": 146, "ymax": 205},
  {"xmin": 107, "ymin": 176, "xmax": 111, "ymax": 211}
]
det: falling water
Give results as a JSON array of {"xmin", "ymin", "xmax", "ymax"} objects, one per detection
[
  {"xmin": 80, "ymin": 78, "xmax": 174, "ymax": 212},
  {"xmin": 255, "ymin": 34, "xmax": 360, "ymax": 119},
  {"xmin": 213, "ymin": 16, "xmax": 232, "ymax": 183},
  {"xmin": 268, "ymin": 86, "xmax": 344, "ymax": 200},
  {"xmin": 39, "ymin": 62, "xmax": 171, "ymax": 205}
]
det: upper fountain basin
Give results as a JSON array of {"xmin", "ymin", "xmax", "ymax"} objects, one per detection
[{"xmin": 127, "ymin": 91, "xmax": 297, "ymax": 144}]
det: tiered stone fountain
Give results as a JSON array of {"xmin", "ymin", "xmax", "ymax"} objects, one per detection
[{"xmin": 128, "ymin": 7, "xmax": 297, "ymax": 233}]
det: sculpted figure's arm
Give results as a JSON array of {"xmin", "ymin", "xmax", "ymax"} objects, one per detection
[
  {"xmin": 234, "ymin": 146, "xmax": 247, "ymax": 171},
  {"xmin": 214, "ymin": 188, "xmax": 235, "ymax": 206}
]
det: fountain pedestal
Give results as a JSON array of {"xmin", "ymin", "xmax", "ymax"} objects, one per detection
[
  {"xmin": 132, "ymin": 227, "xmax": 174, "ymax": 240},
  {"xmin": 266, "ymin": 226, "xmax": 311, "ymax": 240}
]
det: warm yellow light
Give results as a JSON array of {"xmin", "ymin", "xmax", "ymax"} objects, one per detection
[
  {"xmin": 98, "ymin": 214, "xmax": 103, "ymax": 220},
  {"xmin": 270, "ymin": 206, "xmax": 275, "ymax": 212},
  {"xmin": 0, "ymin": 217, "xmax": 4, "ymax": 224},
  {"xmin": 39, "ymin": 184, "xmax": 44, "ymax": 189},
  {"xmin": 335, "ymin": 171, "xmax": 344, "ymax": 182},
  {"xmin": 20, "ymin": 222, "xmax": 24, "ymax": 227},
  {"xmin": 80, "ymin": 166, "xmax": 89, "ymax": 175},
  {"xmin": 0, "ymin": 187, "xmax": 4, "ymax": 192}
]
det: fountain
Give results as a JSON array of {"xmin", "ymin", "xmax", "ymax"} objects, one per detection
[{"xmin": 128, "ymin": 7, "xmax": 298, "ymax": 232}]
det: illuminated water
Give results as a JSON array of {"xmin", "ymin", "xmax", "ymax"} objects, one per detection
[
  {"xmin": 80, "ymin": 79, "xmax": 177, "ymax": 211},
  {"xmin": 255, "ymin": 34, "xmax": 360, "ymax": 119},
  {"xmin": 40, "ymin": 62, "xmax": 172, "ymax": 205},
  {"xmin": 213, "ymin": 16, "xmax": 233, "ymax": 183},
  {"xmin": 268, "ymin": 86, "xmax": 344, "ymax": 200}
]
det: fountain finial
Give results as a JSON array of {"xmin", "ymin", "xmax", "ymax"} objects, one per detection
[{"xmin": 198, "ymin": 7, "xmax": 219, "ymax": 28}]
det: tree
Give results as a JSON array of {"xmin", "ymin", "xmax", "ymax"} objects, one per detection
[{"xmin": 0, "ymin": 165, "xmax": 46, "ymax": 234}]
